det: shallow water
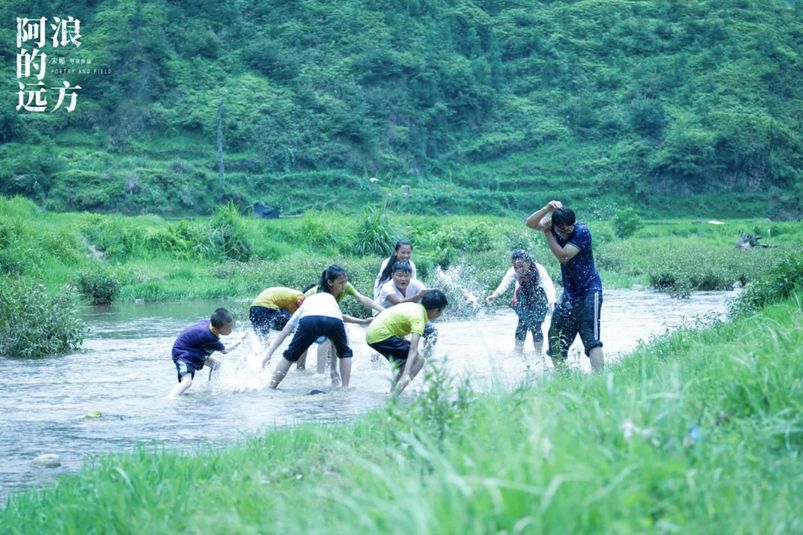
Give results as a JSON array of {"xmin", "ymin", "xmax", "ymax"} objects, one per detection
[{"xmin": 0, "ymin": 289, "xmax": 733, "ymax": 501}]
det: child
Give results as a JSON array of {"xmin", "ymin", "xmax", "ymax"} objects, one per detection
[
  {"xmin": 366, "ymin": 290, "xmax": 448, "ymax": 393},
  {"xmin": 303, "ymin": 265, "xmax": 383, "ymax": 376},
  {"xmin": 376, "ymin": 261, "xmax": 427, "ymax": 309},
  {"xmin": 374, "ymin": 240, "xmax": 417, "ymax": 300},
  {"xmin": 166, "ymin": 308, "xmax": 247, "ymax": 398},
  {"xmin": 262, "ymin": 265, "xmax": 363, "ymax": 389},
  {"xmin": 249, "ymin": 287, "xmax": 305, "ymax": 342},
  {"xmin": 486, "ymin": 250, "xmax": 556, "ymax": 355}
]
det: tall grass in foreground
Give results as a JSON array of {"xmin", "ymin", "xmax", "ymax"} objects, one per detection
[{"xmin": 2, "ymin": 292, "xmax": 801, "ymax": 533}]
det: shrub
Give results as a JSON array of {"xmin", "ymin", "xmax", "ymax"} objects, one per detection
[
  {"xmin": 76, "ymin": 269, "xmax": 121, "ymax": 305},
  {"xmin": 0, "ymin": 281, "xmax": 86, "ymax": 357},
  {"xmin": 730, "ymin": 254, "xmax": 803, "ymax": 318},
  {"xmin": 196, "ymin": 203, "xmax": 253, "ymax": 262},
  {"xmin": 353, "ymin": 207, "xmax": 394, "ymax": 257},
  {"xmin": 612, "ymin": 207, "xmax": 644, "ymax": 239}
]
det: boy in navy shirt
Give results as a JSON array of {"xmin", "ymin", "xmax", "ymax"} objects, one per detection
[
  {"xmin": 166, "ymin": 308, "xmax": 247, "ymax": 398},
  {"xmin": 526, "ymin": 201, "xmax": 604, "ymax": 371}
]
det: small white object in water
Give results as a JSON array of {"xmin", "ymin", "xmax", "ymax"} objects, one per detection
[
  {"xmin": 32, "ymin": 454, "xmax": 61, "ymax": 468},
  {"xmin": 707, "ymin": 220, "xmax": 725, "ymax": 225},
  {"xmin": 369, "ymin": 177, "xmax": 378, "ymax": 183}
]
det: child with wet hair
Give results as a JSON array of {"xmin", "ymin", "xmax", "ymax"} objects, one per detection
[
  {"xmin": 166, "ymin": 308, "xmax": 247, "ymax": 398},
  {"xmin": 487, "ymin": 249, "xmax": 555, "ymax": 355}
]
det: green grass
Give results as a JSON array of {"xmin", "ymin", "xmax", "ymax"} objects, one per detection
[
  {"xmin": 2, "ymin": 196, "xmax": 801, "ymax": 304},
  {"xmin": 2, "ymin": 291, "xmax": 801, "ymax": 532}
]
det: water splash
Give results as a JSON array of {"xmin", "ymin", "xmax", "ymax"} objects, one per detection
[
  {"xmin": 433, "ymin": 265, "xmax": 483, "ymax": 318},
  {"xmin": 211, "ymin": 333, "xmax": 271, "ymax": 393}
]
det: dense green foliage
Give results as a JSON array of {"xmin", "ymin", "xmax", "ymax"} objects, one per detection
[
  {"xmin": 0, "ymin": 280, "xmax": 85, "ymax": 358},
  {"xmin": 730, "ymin": 252, "xmax": 803, "ymax": 317},
  {"xmin": 2, "ymin": 0, "xmax": 801, "ymax": 216},
  {"xmin": 1, "ymin": 197, "xmax": 800, "ymax": 309},
  {"xmin": 2, "ymin": 288, "xmax": 800, "ymax": 531}
]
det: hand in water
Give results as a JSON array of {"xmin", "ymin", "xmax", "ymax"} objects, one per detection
[
  {"xmin": 260, "ymin": 354, "xmax": 272, "ymax": 368},
  {"xmin": 486, "ymin": 294, "xmax": 497, "ymax": 305}
]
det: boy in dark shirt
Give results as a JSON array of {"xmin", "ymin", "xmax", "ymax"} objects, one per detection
[
  {"xmin": 166, "ymin": 308, "xmax": 247, "ymax": 398},
  {"xmin": 526, "ymin": 201, "xmax": 604, "ymax": 371}
]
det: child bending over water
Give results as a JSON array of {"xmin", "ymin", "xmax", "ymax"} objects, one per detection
[
  {"xmin": 166, "ymin": 308, "xmax": 247, "ymax": 398},
  {"xmin": 261, "ymin": 266, "xmax": 359, "ymax": 389},
  {"xmin": 366, "ymin": 290, "xmax": 448, "ymax": 393}
]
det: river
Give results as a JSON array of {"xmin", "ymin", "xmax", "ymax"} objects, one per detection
[{"xmin": 0, "ymin": 289, "xmax": 734, "ymax": 501}]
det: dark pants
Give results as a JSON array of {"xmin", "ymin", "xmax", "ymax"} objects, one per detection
[
  {"xmin": 548, "ymin": 291, "xmax": 603, "ymax": 362},
  {"xmin": 283, "ymin": 316, "xmax": 352, "ymax": 362},
  {"xmin": 369, "ymin": 325, "xmax": 438, "ymax": 368},
  {"xmin": 249, "ymin": 306, "xmax": 292, "ymax": 338},
  {"xmin": 512, "ymin": 286, "xmax": 548, "ymax": 345}
]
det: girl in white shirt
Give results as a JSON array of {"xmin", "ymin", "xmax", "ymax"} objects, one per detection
[{"xmin": 261, "ymin": 264, "xmax": 361, "ymax": 389}]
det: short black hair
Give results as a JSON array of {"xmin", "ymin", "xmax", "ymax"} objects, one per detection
[
  {"xmin": 391, "ymin": 261, "xmax": 413, "ymax": 273},
  {"xmin": 552, "ymin": 208, "xmax": 576, "ymax": 228},
  {"xmin": 422, "ymin": 289, "xmax": 448, "ymax": 311},
  {"xmin": 211, "ymin": 308, "xmax": 234, "ymax": 328}
]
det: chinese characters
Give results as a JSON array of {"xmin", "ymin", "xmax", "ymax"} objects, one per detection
[{"xmin": 16, "ymin": 16, "xmax": 82, "ymax": 113}]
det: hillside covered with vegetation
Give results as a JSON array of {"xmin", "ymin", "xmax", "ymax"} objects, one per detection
[{"xmin": 2, "ymin": 0, "xmax": 801, "ymax": 217}]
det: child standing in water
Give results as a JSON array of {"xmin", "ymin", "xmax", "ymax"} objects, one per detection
[
  {"xmin": 486, "ymin": 250, "xmax": 556, "ymax": 355},
  {"xmin": 166, "ymin": 308, "xmax": 247, "ymax": 398},
  {"xmin": 374, "ymin": 240, "xmax": 417, "ymax": 300},
  {"xmin": 366, "ymin": 290, "xmax": 448, "ymax": 393},
  {"xmin": 261, "ymin": 265, "xmax": 359, "ymax": 389},
  {"xmin": 249, "ymin": 287, "xmax": 305, "ymax": 343},
  {"xmin": 303, "ymin": 266, "xmax": 383, "ymax": 377}
]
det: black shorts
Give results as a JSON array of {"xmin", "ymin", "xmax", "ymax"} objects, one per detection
[
  {"xmin": 368, "ymin": 337, "xmax": 410, "ymax": 368},
  {"xmin": 283, "ymin": 316, "xmax": 352, "ymax": 362},
  {"xmin": 249, "ymin": 306, "xmax": 292, "ymax": 337},
  {"xmin": 548, "ymin": 291, "xmax": 603, "ymax": 360}
]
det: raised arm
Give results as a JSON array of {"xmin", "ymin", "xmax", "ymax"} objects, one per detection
[
  {"xmin": 525, "ymin": 200, "xmax": 563, "ymax": 229},
  {"xmin": 544, "ymin": 230, "xmax": 580, "ymax": 264}
]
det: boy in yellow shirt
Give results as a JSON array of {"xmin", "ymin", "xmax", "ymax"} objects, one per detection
[{"xmin": 365, "ymin": 290, "xmax": 448, "ymax": 393}]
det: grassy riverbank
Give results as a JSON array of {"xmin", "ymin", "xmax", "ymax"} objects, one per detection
[
  {"xmin": 2, "ymin": 285, "xmax": 801, "ymax": 532},
  {"xmin": 2, "ymin": 196, "xmax": 801, "ymax": 308}
]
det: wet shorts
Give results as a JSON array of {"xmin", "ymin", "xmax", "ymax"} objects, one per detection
[
  {"xmin": 368, "ymin": 336, "xmax": 410, "ymax": 368},
  {"xmin": 283, "ymin": 316, "xmax": 352, "ymax": 362},
  {"xmin": 548, "ymin": 291, "xmax": 603, "ymax": 361},
  {"xmin": 249, "ymin": 306, "xmax": 292, "ymax": 337},
  {"xmin": 174, "ymin": 359, "xmax": 200, "ymax": 382}
]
